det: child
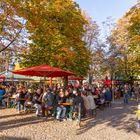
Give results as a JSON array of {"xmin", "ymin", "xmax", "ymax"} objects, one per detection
[{"xmin": 136, "ymin": 104, "xmax": 140, "ymax": 129}]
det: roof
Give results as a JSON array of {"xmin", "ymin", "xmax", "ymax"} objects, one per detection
[{"xmin": 0, "ymin": 71, "xmax": 37, "ymax": 81}]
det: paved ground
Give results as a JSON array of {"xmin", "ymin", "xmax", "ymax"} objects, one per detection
[{"xmin": 0, "ymin": 99, "xmax": 140, "ymax": 140}]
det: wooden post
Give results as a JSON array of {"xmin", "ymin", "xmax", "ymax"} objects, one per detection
[
  {"xmin": 50, "ymin": 77, "xmax": 52, "ymax": 86},
  {"xmin": 63, "ymin": 76, "xmax": 68, "ymax": 91}
]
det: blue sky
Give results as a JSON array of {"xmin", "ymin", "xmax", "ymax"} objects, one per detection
[
  {"xmin": 75, "ymin": 0, "xmax": 137, "ymax": 23},
  {"xmin": 75, "ymin": 0, "xmax": 137, "ymax": 36}
]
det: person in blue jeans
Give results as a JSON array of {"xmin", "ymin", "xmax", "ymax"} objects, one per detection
[
  {"xmin": 123, "ymin": 84, "xmax": 129, "ymax": 104},
  {"xmin": 55, "ymin": 91, "xmax": 66, "ymax": 121},
  {"xmin": 123, "ymin": 93, "xmax": 129, "ymax": 104}
]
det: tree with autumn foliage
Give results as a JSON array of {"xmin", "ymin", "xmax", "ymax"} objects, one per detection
[
  {"xmin": 107, "ymin": 5, "xmax": 140, "ymax": 83},
  {"xmin": 0, "ymin": 0, "xmax": 24, "ymax": 53},
  {"xmin": 83, "ymin": 14, "xmax": 106, "ymax": 83},
  {"xmin": 7, "ymin": 0, "xmax": 94, "ymax": 76},
  {"xmin": 127, "ymin": 3, "xmax": 140, "ymax": 65},
  {"xmin": 0, "ymin": 0, "xmax": 28, "ymax": 72}
]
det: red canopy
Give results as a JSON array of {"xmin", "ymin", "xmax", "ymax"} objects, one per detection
[
  {"xmin": 69, "ymin": 76, "xmax": 85, "ymax": 80},
  {"xmin": 12, "ymin": 64, "xmax": 73, "ymax": 77},
  {"xmin": 0, "ymin": 75, "xmax": 6, "ymax": 79},
  {"xmin": 104, "ymin": 80, "xmax": 112, "ymax": 85},
  {"xmin": 104, "ymin": 76, "xmax": 112, "ymax": 86}
]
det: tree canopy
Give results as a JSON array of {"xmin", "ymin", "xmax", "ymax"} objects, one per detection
[
  {"xmin": 2, "ymin": 0, "xmax": 139, "ymax": 82},
  {"xmin": 0, "ymin": 0, "xmax": 23, "ymax": 53},
  {"xmin": 5, "ymin": 0, "xmax": 96, "ymax": 76},
  {"xmin": 107, "ymin": 4, "xmax": 140, "ymax": 82}
]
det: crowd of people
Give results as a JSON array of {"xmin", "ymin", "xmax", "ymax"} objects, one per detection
[
  {"xmin": 113, "ymin": 83, "xmax": 140, "ymax": 104},
  {"xmin": 0, "ymin": 82, "xmax": 140, "ymax": 122}
]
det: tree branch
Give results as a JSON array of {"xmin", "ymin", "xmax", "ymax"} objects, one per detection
[{"xmin": 0, "ymin": 28, "xmax": 22, "ymax": 53}]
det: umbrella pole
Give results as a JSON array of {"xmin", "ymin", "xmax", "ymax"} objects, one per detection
[
  {"xmin": 50, "ymin": 77, "xmax": 52, "ymax": 86},
  {"xmin": 63, "ymin": 76, "xmax": 68, "ymax": 91},
  {"xmin": 43, "ymin": 77, "xmax": 46, "ymax": 92}
]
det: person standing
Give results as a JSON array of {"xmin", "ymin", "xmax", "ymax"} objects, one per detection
[
  {"xmin": 123, "ymin": 84, "xmax": 129, "ymax": 104},
  {"xmin": 87, "ymin": 91, "xmax": 96, "ymax": 117},
  {"xmin": 73, "ymin": 90, "xmax": 86, "ymax": 118},
  {"xmin": 17, "ymin": 88, "xmax": 27, "ymax": 113},
  {"xmin": 81, "ymin": 91, "xmax": 91, "ymax": 117}
]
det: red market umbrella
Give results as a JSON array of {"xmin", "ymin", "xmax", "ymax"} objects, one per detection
[
  {"xmin": 104, "ymin": 80, "xmax": 112, "ymax": 85},
  {"xmin": 0, "ymin": 75, "xmax": 6, "ymax": 79},
  {"xmin": 68, "ymin": 76, "xmax": 85, "ymax": 80},
  {"xmin": 104, "ymin": 76, "xmax": 112, "ymax": 86},
  {"xmin": 12, "ymin": 64, "xmax": 73, "ymax": 77}
]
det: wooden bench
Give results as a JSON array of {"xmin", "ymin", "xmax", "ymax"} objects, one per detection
[{"xmin": 44, "ymin": 106, "xmax": 54, "ymax": 116}]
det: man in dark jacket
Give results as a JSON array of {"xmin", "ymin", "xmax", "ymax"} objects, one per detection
[
  {"xmin": 73, "ymin": 90, "xmax": 86, "ymax": 118},
  {"xmin": 17, "ymin": 88, "xmax": 27, "ymax": 113}
]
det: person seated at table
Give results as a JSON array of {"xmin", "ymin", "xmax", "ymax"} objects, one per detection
[
  {"xmin": 25, "ymin": 89, "xmax": 33, "ymax": 102},
  {"xmin": 65, "ymin": 90, "xmax": 73, "ymax": 103},
  {"xmin": 55, "ymin": 90, "xmax": 66, "ymax": 121},
  {"xmin": 7, "ymin": 90, "xmax": 19, "ymax": 108},
  {"xmin": 32, "ymin": 88, "xmax": 43, "ymax": 117},
  {"xmin": 42, "ymin": 87, "xmax": 54, "ymax": 117},
  {"xmin": 24, "ymin": 89, "xmax": 34, "ymax": 110},
  {"xmin": 73, "ymin": 90, "xmax": 86, "ymax": 118},
  {"xmin": 17, "ymin": 88, "xmax": 27, "ymax": 113},
  {"xmin": 64, "ymin": 90, "xmax": 74, "ymax": 120}
]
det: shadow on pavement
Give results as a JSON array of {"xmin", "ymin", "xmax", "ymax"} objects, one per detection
[
  {"xmin": 0, "ymin": 112, "xmax": 35, "ymax": 119},
  {"xmin": 76, "ymin": 100, "xmax": 138, "ymax": 135},
  {"xmin": 0, "ymin": 136, "xmax": 31, "ymax": 140},
  {"xmin": 0, "ymin": 115, "xmax": 54, "ymax": 131}
]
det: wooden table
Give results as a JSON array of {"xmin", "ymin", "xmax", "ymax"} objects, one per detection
[{"xmin": 60, "ymin": 102, "xmax": 73, "ymax": 106}]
